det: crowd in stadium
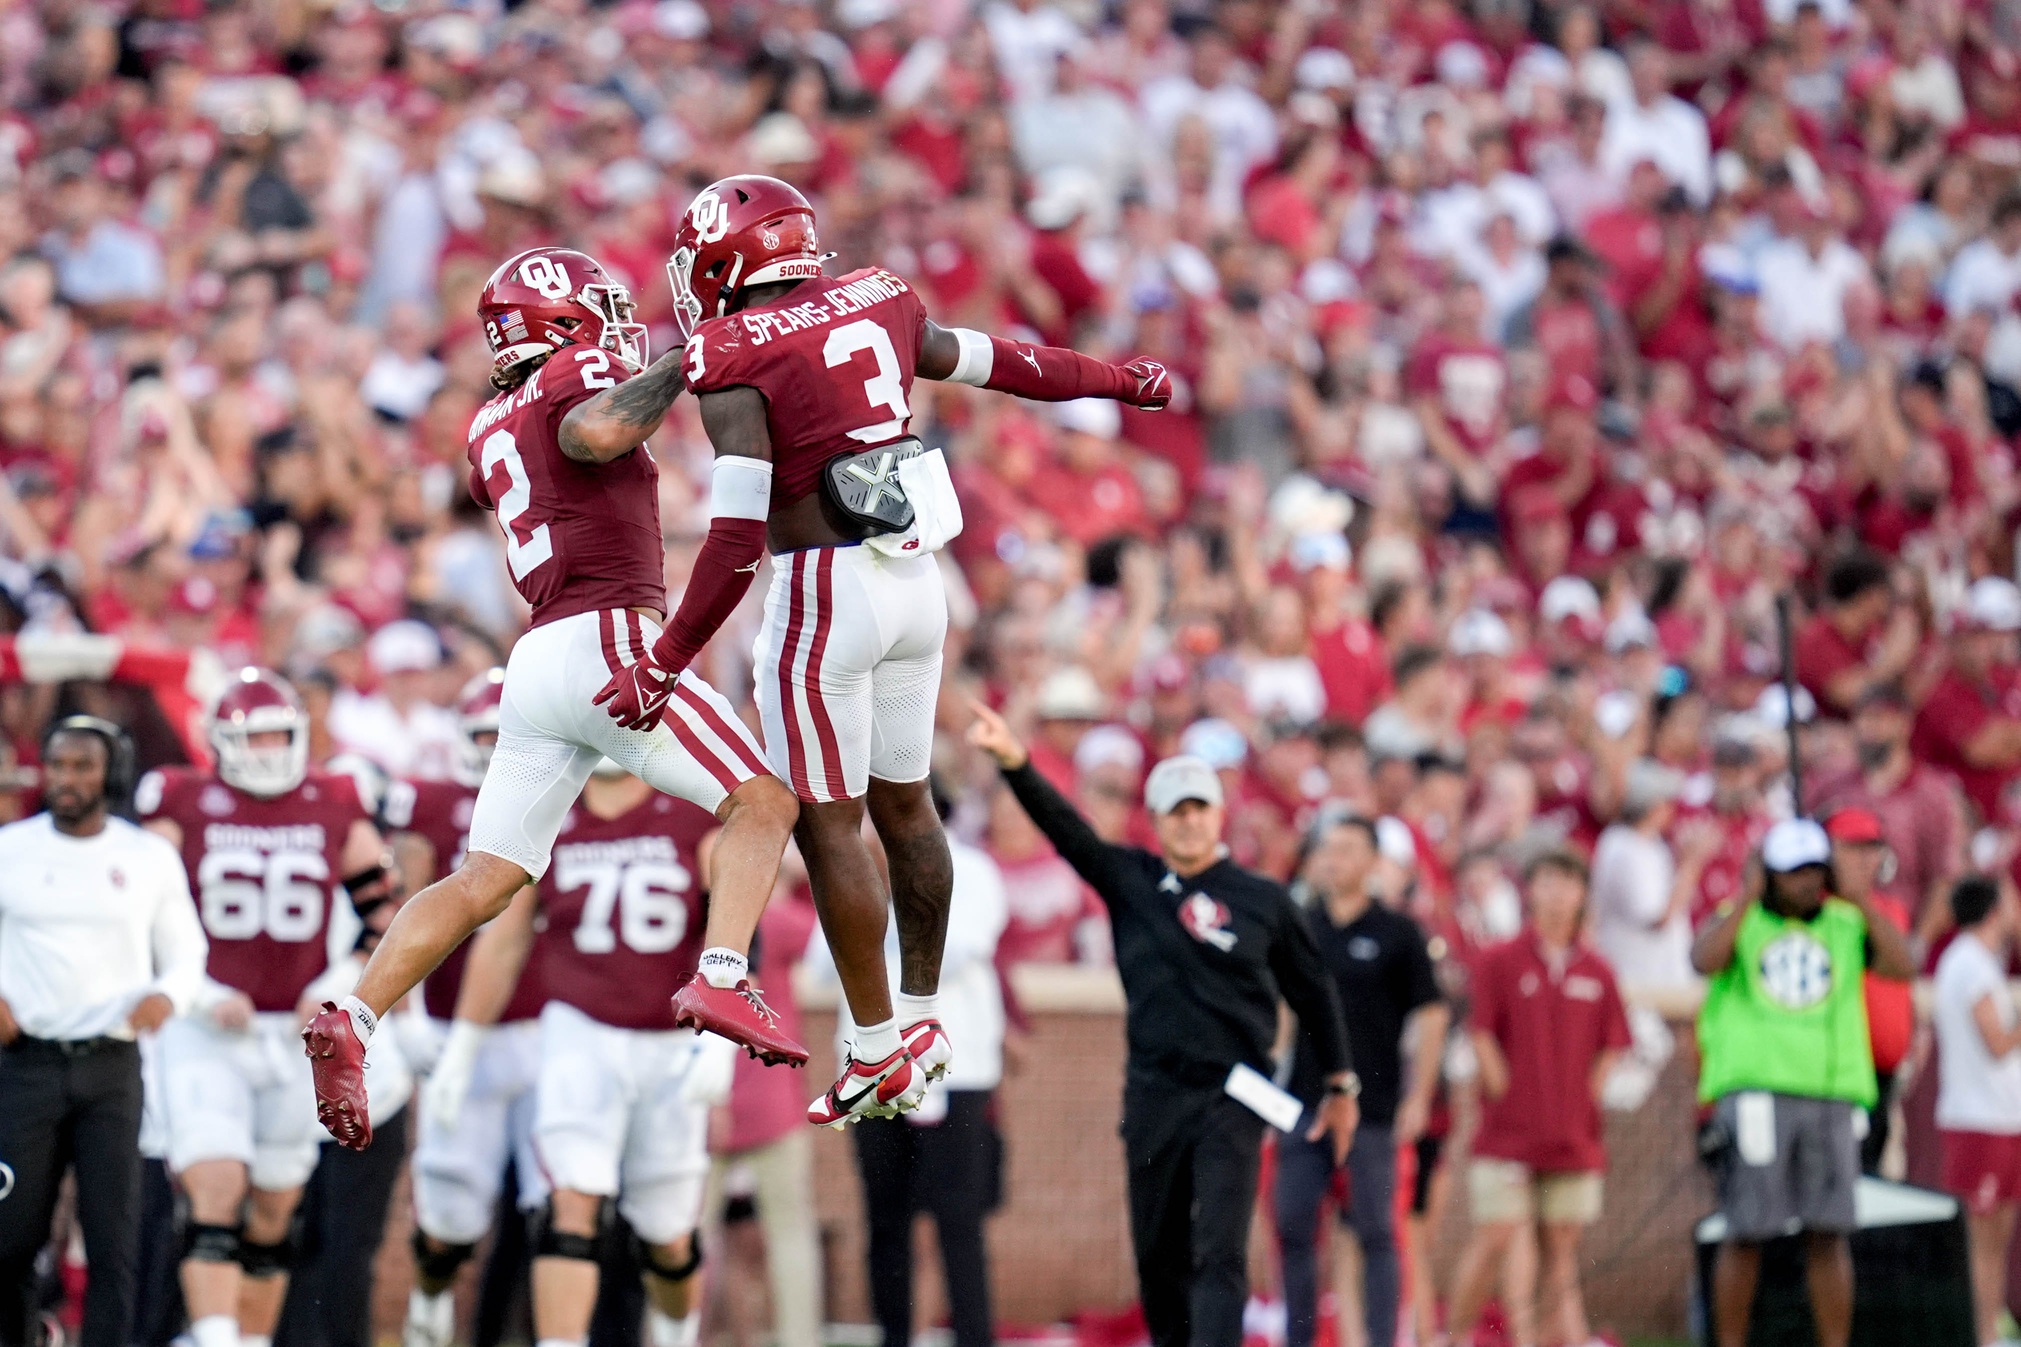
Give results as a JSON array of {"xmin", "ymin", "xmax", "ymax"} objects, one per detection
[{"xmin": 9, "ymin": 0, "xmax": 2021, "ymax": 1340}]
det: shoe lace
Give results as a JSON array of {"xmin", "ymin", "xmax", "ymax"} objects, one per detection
[{"xmin": 735, "ymin": 983, "xmax": 781, "ymax": 1026}]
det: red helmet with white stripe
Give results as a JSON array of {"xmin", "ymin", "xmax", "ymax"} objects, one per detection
[
  {"xmin": 453, "ymin": 667, "xmax": 505, "ymax": 788},
  {"xmin": 478, "ymin": 247, "xmax": 647, "ymax": 390},
  {"xmin": 667, "ymin": 175, "xmax": 823, "ymax": 338},
  {"xmin": 210, "ymin": 667, "xmax": 309, "ymax": 797}
]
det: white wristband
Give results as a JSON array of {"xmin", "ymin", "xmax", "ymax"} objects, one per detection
[
  {"xmin": 709, "ymin": 455, "xmax": 773, "ymax": 521},
  {"xmin": 946, "ymin": 328, "xmax": 995, "ymax": 387}
]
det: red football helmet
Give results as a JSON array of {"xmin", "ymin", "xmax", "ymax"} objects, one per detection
[
  {"xmin": 477, "ymin": 247, "xmax": 648, "ymax": 389},
  {"xmin": 210, "ymin": 667, "xmax": 309, "ymax": 797},
  {"xmin": 667, "ymin": 175, "xmax": 824, "ymax": 337},
  {"xmin": 453, "ymin": 666, "xmax": 506, "ymax": 788}
]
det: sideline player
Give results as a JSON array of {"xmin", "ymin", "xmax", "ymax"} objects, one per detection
[
  {"xmin": 137, "ymin": 669, "xmax": 393, "ymax": 1347},
  {"xmin": 305, "ymin": 246, "xmax": 806, "ymax": 1152},
  {"xmin": 380, "ymin": 669, "xmax": 549, "ymax": 1347},
  {"xmin": 435, "ymin": 760, "xmax": 732, "ymax": 1347},
  {"xmin": 596, "ymin": 175, "xmax": 1169, "ymax": 1125}
]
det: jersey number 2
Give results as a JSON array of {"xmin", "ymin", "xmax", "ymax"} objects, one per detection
[
  {"xmin": 482, "ymin": 429, "xmax": 555, "ymax": 581},
  {"xmin": 825, "ymin": 320, "xmax": 911, "ymax": 444}
]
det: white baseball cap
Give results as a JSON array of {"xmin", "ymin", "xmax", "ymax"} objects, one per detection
[
  {"xmin": 1762, "ymin": 817, "xmax": 1831, "ymax": 873},
  {"xmin": 367, "ymin": 619, "xmax": 442, "ymax": 676},
  {"xmin": 1539, "ymin": 575, "xmax": 1603, "ymax": 628},
  {"xmin": 1449, "ymin": 609, "xmax": 1513, "ymax": 658},
  {"xmin": 1035, "ymin": 666, "xmax": 1106, "ymax": 721},
  {"xmin": 1144, "ymin": 755, "xmax": 1224, "ymax": 815},
  {"xmin": 1055, "ymin": 398, "xmax": 1121, "ymax": 440},
  {"xmin": 1374, "ymin": 815, "xmax": 1418, "ymax": 869}
]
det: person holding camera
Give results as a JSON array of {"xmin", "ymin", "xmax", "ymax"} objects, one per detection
[
  {"xmin": 0, "ymin": 717, "xmax": 208, "ymax": 1347},
  {"xmin": 1693, "ymin": 818, "xmax": 1916, "ymax": 1347}
]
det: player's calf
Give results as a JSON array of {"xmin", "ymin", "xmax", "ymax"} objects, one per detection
[
  {"xmin": 530, "ymin": 1193, "xmax": 607, "ymax": 1347},
  {"xmin": 641, "ymin": 1232, "xmax": 704, "ymax": 1347}
]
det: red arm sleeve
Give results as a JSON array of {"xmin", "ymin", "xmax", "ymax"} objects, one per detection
[
  {"xmin": 980, "ymin": 336, "xmax": 1138, "ymax": 402},
  {"xmin": 649, "ymin": 516, "xmax": 767, "ymax": 676}
]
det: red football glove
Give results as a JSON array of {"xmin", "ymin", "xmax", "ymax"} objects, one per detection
[
  {"xmin": 1123, "ymin": 359, "xmax": 1171, "ymax": 411},
  {"xmin": 594, "ymin": 653, "xmax": 677, "ymax": 731}
]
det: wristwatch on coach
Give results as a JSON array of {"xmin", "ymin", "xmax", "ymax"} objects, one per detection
[{"xmin": 1326, "ymin": 1072, "xmax": 1362, "ymax": 1099}]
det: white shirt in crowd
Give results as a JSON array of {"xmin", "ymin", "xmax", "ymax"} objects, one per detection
[
  {"xmin": 1600, "ymin": 95, "xmax": 1713, "ymax": 206},
  {"xmin": 1140, "ymin": 72, "xmax": 1277, "ymax": 223},
  {"xmin": 1944, "ymin": 236, "xmax": 2021, "ymax": 317},
  {"xmin": 811, "ymin": 836, "xmax": 1010, "ymax": 1098},
  {"xmin": 1588, "ymin": 822, "xmax": 1696, "ymax": 990},
  {"xmin": 0, "ymin": 813, "xmax": 208, "ymax": 1041},
  {"xmin": 1756, "ymin": 233, "xmax": 1871, "ymax": 349},
  {"xmin": 983, "ymin": 0, "xmax": 1084, "ymax": 105},
  {"xmin": 1934, "ymin": 931, "xmax": 2021, "ymax": 1135},
  {"xmin": 329, "ymin": 688, "xmax": 461, "ymax": 780}
]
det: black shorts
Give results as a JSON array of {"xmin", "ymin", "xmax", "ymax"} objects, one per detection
[{"xmin": 1411, "ymin": 1133, "xmax": 1446, "ymax": 1215}]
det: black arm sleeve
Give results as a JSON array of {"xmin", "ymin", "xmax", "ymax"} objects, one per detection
[
  {"xmin": 1271, "ymin": 897, "xmax": 1353, "ymax": 1078},
  {"xmin": 1000, "ymin": 762, "xmax": 1135, "ymax": 907}
]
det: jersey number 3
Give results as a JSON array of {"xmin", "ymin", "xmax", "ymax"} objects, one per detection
[
  {"xmin": 825, "ymin": 319, "xmax": 911, "ymax": 445},
  {"xmin": 482, "ymin": 429, "xmax": 555, "ymax": 580}
]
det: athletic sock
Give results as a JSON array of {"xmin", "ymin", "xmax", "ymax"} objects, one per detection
[
  {"xmin": 189, "ymin": 1315, "xmax": 236, "ymax": 1347},
  {"xmin": 894, "ymin": 992, "xmax": 940, "ymax": 1026},
  {"xmin": 408, "ymin": 1287, "xmax": 453, "ymax": 1336},
  {"xmin": 697, "ymin": 947, "xmax": 749, "ymax": 989},
  {"xmin": 337, "ymin": 994, "xmax": 377, "ymax": 1046},
  {"xmin": 855, "ymin": 1017, "xmax": 902, "ymax": 1063},
  {"xmin": 647, "ymin": 1311, "xmax": 698, "ymax": 1347},
  {"xmin": 534, "ymin": 1337, "xmax": 585, "ymax": 1347},
  {"xmin": 240, "ymin": 1334, "xmax": 272, "ymax": 1347}
]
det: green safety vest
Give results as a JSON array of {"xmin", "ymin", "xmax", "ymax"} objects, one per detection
[{"xmin": 1696, "ymin": 899, "xmax": 1877, "ymax": 1107}]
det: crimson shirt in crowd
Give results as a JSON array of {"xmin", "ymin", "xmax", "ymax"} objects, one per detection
[
  {"xmin": 1470, "ymin": 931, "xmax": 1632, "ymax": 1174},
  {"xmin": 1793, "ymin": 612, "xmax": 1876, "ymax": 718},
  {"xmin": 1813, "ymin": 766, "xmax": 1964, "ymax": 921},
  {"xmin": 1913, "ymin": 665, "xmax": 2021, "ymax": 825},
  {"xmin": 1310, "ymin": 615, "xmax": 1390, "ymax": 725}
]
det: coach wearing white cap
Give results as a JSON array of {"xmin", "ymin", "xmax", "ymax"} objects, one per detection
[
  {"xmin": 1692, "ymin": 817, "xmax": 1915, "ymax": 1347},
  {"xmin": 968, "ymin": 703, "xmax": 1356, "ymax": 1347}
]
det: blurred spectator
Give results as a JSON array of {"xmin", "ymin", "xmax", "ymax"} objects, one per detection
[
  {"xmin": 1589, "ymin": 758, "xmax": 1717, "ymax": 989},
  {"xmin": 1795, "ymin": 551, "xmax": 1921, "ymax": 720},
  {"xmin": 1826, "ymin": 807, "xmax": 1913, "ymax": 1174},
  {"xmin": 328, "ymin": 619, "xmax": 458, "ymax": 779},
  {"xmin": 1447, "ymin": 851, "xmax": 1630, "ymax": 1347},
  {"xmin": 1932, "ymin": 874, "xmax": 2021, "ymax": 1347},
  {"xmin": 1913, "ymin": 578, "xmax": 2021, "ymax": 831},
  {"xmin": 1276, "ymin": 814, "xmax": 1447, "ymax": 1347}
]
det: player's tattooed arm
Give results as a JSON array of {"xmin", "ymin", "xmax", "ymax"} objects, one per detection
[{"xmin": 557, "ymin": 348, "xmax": 688, "ymax": 464}]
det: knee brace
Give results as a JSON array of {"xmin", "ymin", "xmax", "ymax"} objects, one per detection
[
  {"xmin": 528, "ymin": 1199, "xmax": 604, "ymax": 1263},
  {"xmin": 410, "ymin": 1229, "xmax": 477, "ymax": 1287},
  {"xmin": 181, "ymin": 1223, "xmax": 243, "ymax": 1265},
  {"xmin": 639, "ymin": 1229, "xmax": 703, "ymax": 1283},
  {"xmin": 238, "ymin": 1234, "xmax": 297, "ymax": 1279}
]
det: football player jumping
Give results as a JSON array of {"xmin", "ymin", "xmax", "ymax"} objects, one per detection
[
  {"xmin": 305, "ymin": 247, "xmax": 806, "ymax": 1152},
  {"xmin": 597, "ymin": 175, "xmax": 1168, "ymax": 1125}
]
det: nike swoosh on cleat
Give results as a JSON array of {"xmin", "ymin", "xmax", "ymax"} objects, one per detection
[{"xmin": 832, "ymin": 1077, "xmax": 881, "ymax": 1114}]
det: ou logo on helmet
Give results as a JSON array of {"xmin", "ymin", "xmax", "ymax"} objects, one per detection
[
  {"xmin": 518, "ymin": 254, "xmax": 573, "ymax": 301},
  {"xmin": 689, "ymin": 189, "xmax": 731, "ymax": 245},
  {"xmin": 1758, "ymin": 930, "xmax": 1833, "ymax": 1009}
]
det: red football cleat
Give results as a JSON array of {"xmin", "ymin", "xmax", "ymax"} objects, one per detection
[
  {"xmin": 806, "ymin": 1045, "xmax": 925, "ymax": 1128},
  {"xmin": 902, "ymin": 1018, "xmax": 953, "ymax": 1081},
  {"xmin": 671, "ymin": 976, "xmax": 809, "ymax": 1068},
  {"xmin": 302, "ymin": 1002, "xmax": 373, "ymax": 1151}
]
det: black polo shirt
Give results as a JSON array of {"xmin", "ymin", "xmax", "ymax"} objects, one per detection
[{"xmin": 1290, "ymin": 898, "xmax": 1440, "ymax": 1126}]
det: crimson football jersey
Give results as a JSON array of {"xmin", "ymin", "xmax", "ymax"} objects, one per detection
[
  {"xmin": 381, "ymin": 778, "xmax": 545, "ymax": 1023},
  {"xmin": 465, "ymin": 346, "xmax": 666, "ymax": 627},
  {"xmin": 684, "ymin": 267, "xmax": 927, "ymax": 507},
  {"xmin": 137, "ymin": 767, "xmax": 369, "ymax": 1012},
  {"xmin": 534, "ymin": 791, "xmax": 713, "ymax": 1031}
]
